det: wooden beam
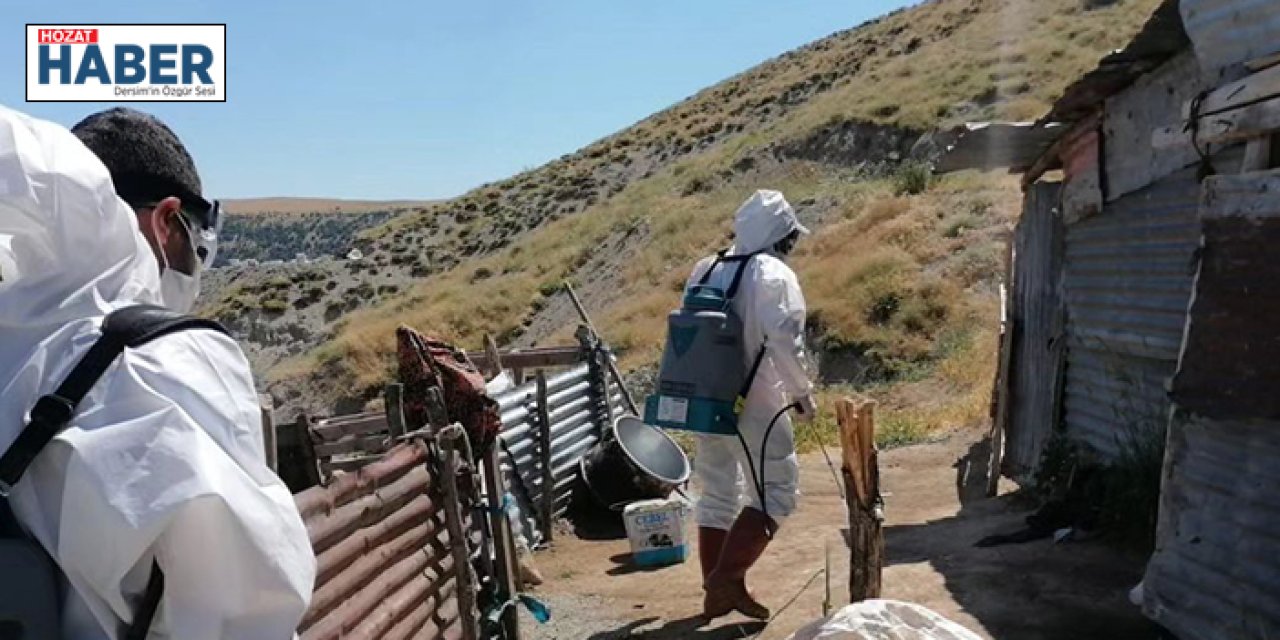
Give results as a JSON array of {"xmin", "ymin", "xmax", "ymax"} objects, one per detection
[
  {"xmin": 988, "ymin": 235, "xmax": 1015, "ymax": 497},
  {"xmin": 1242, "ymin": 135, "xmax": 1275, "ymax": 172},
  {"xmin": 467, "ymin": 346, "xmax": 583, "ymax": 372},
  {"xmin": 310, "ymin": 413, "xmax": 389, "ymax": 442},
  {"xmin": 312, "ymin": 434, "xmax": 391, "ymax": 458},
  {"xmin": 435, "ymin": 430, "xmax": 480, "ymax": 640},
  {"xmin": 1022, "ymin": 111, "xmax": 1100, "ymax": 189},
  {"xmin": 536, "ymin": 371, "xmax": 555, "ymax": 543},
  {"xmin": 481, "ymin": 448, "xmax": 521, "ymax": 639},
  {"xmin": 384, "ymin": 383, "xmax": 407, "ymax": 439},
  {"xmin": 1153, "ymin": 63, "xmax": 1280, "ymax": 150},
  {"xmin": 260, "ymin": 395, "xmax": 278, "ymax": 472}
]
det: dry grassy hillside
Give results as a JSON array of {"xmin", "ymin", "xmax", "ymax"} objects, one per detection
[{"xmin": 223, "ymin": 0, "xmax": 1162, "ymax": 443}]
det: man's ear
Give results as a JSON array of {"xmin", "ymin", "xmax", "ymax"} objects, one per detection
[{"xmin": 152, "ymin": 197, "xmax": 183, "ymax": 232}]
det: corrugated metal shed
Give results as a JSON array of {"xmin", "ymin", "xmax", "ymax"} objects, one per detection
[
  {"xmin": 1181, "ymin": 0, "xmax": 1280, "ymax": 78},
  {"xmin": 1060, "ymin": 165, "xmax": 1203, "ymax": 459},
  {"xmin": 1047, "ymin": 0, "xmax": 1190, "ymax": 123},
  {"xmin": 934, "ymin": 122, "xmax": 1064, "ymax": 174},
  {"xmin": 1145, "ymin": 169, "xmax": 1280, "ymax": 640}
]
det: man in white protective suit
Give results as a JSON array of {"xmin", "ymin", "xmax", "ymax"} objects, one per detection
[
  {"xmin": 690, "ymin": 189, "xmax": 817, "ymax": 621},
  {"xmin": 0, "ymin": 105, "xmax": 315, "ymax": 638}
]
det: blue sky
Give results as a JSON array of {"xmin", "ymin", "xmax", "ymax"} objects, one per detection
[{"xmin": 4, "ymin": 1, "xmax": 914, "ymax": 200}]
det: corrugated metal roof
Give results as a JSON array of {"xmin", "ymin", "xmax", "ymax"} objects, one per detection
[
  {"xmin": 934, "ymin": 122, "xmax": 1064, "ymax": 174},
  {"xmin": 1046, "ymin": 0, "xmax": 1190, "ymax": 123},
  {"xmin": 1181, "ymin": 0, "xmax": 1280, "ymax": 76}
]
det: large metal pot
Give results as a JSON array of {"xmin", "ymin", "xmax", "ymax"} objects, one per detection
[{"xmin": 580, "ymin": 415, "xmax": 691, "ymax": 511}]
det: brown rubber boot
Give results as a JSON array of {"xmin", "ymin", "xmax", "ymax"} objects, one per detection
[
  {"xmin": 699, "ymin": 526, "xmax": 729, "ymax": 582},
  {"xmin": 702, "ymin": 508, "xmax": 776, "ymax": 620}
]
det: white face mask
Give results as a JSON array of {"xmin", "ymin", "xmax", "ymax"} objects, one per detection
[{"xmin": 155, "ymin": 214, "xmax": 202, "ymax": 313}]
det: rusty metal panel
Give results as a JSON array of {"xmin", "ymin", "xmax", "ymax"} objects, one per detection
[
  {"xmin": 1170, "ymin": 170, "xmax": 1280, "ymax": 419},
  {"xmin": 1145, "ymin": 169, "xmax": 1280, "ymax": 639},
  {"xmin": 1003, "ymin": 182, "xmax": 1066, "ymax": 479},
  {"xmin": 1181, "ymin": 0, "xmax": 1280, "ymax": 79},
  {"xmin": 1061, "ymin": 165, "xmax": 1202, "ymax": 460},
  {"xmin": 1144, "ymin": 413, "xmax": 1280, "ymax": 639},
  {"xmin": 1103, "ymin": 51, "xmax": 1214, "ymax": 200},
  {"xmin": 294, "ymin": 440, "xmax": 462, "ymax": 640}
]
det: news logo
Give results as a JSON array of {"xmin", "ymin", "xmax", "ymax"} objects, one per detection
[{"xmin": 26, "ymin": 24, "xmax": 226, "ymax": 102}]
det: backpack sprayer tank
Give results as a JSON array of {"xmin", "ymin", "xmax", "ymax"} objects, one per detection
[{"xmin": 644, "ymin": 252, "xmax": 761, "ymax": 435}]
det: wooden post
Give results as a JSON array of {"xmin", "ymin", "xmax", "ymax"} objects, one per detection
[
  {"xmin": 259, "ymin": 395, "xmax": 278, "ymax": 472},
  {"xmin": 437, "ymin": 428, "xmax": 480, "ymax": 640},
  {"xmin": 483, "ymin": 334, "xmax": 504, "ymax": 379},
  {"xmin": 296, "ymin": 415, "xmax": 322, "ymax": 488},
  {"xmin": 565, "ymin": 283, "xmax": 640, "ymax": 415},
  {"xmin": 838, "ymin": 397, "xmax": 883, "ymax": 603},
  {"xmin": 535, "ymin": 371, "xmax": 555, "ymax": 542},
  {"xmin": 384, "ymin": 383, "xmax": 407, "ymax": 439},
  {"xmin": 424, "ymin": 387, "xmax": 450, "ymax": 438},
  {"xmin": 482, "ymin": 447, "xmax": 521, "ymax": 638},
  {"xmin": 596, "ymin": 347, "xmax": 616, "ymax": 426},
  {"xmin": 988, "ymin": 234, "xmax": 1015, "ymax": 497}
]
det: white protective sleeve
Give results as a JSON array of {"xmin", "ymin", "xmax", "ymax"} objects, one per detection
[{"xmin": 751, "ymin": 259, "xmax": 814, "ymax": 400}]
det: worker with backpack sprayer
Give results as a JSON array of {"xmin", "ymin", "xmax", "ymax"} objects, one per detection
[
  {"xmin": 0, "ymin": 106, "xmax": 314, "ymax": 639},
  {"xmin": 644, "ymin": 190, "xmax": 817, "ymax": 620}
]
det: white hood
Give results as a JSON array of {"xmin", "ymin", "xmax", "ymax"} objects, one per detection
[
  {"xmin": 731, "ymin": 189, "xmax": 809, "ymax": 255},
  {"xmin": 0, "ymin": 105, "xmax": 313, "ymax": 639}
]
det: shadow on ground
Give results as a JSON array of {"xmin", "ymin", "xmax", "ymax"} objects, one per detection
[
  {"xmin": 586, "ymin": 615, "xmax": 766, "ymax": 639},
  {"xmin": 883, "ymin": 435, "xmax": 1165, "ymax": 640}
]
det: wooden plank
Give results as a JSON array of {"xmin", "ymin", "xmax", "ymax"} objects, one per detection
[
  {"xmin": 260, "ymin": 395, "xmax": 278, "ymax": 473},
  {"xmin": 536, "ymin": 371, "xmax": 554, "ymax": 543},
  {"xmin": 320, "ymin": 454, "xmax": 385, "ymax": 476},
  {"xmin": 438, "ymin": 430, "xmax": 480, "ymax": 640},
  {"xmin": 297, "ymin": 416, "xmax": 323, "ymax": 488},
  {"xmin": 313, "ymin": 434, "xmax": 391, "ymax": 458},
  {"xmin": 987, "ymin": 235, "xmax": 1015, "ymax": 497},
  {"xmin": 467, "ymin": 346, "xmax": 583, "ymax": 372},
  {"xmin": 384, "ymin": 383, "xmax": 407, "ymax": 439},
  {"xmin": 1242, "ymin": 135, "xmax": 1274, "ymax": 172},
  {"xmin": 566, "ymin": 283, "xmax": 640, "ymax": 415},
  {"xmin": 311, "ymin": 413, "xmax": 388, "ymax": 441},
  {"xmin": 481, "ymin": 447, "xmax": 521, "ymax": 639},
  {"xmin": 1153, "ymin": 64, "xmax": 1280, "ymax": 150},
  {"xmin": 1246, "ymin": 51, "xmax": 1280, "ymax": 73}
]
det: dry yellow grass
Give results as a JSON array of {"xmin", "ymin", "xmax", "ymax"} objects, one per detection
[{"xmin": 273, "ymin": 0, "xmax": 1160, "ymax": 444}]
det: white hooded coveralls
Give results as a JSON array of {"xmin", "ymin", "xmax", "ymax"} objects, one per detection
[
  {"xmin": 690, "ymin": 190, "xmax": 814, "ymax": 531},
  {"xmin": 0, "ymin": 106, "xmax": 315, "ymax": 639}
]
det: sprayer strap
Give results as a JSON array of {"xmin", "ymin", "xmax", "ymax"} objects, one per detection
[
  {"xmin": 696, "ymin": 250, "xmax": 761, "ymax": 300},
  {"xmin": 735, "ymin": 343, "xmax": 769, "ymax": 415}
]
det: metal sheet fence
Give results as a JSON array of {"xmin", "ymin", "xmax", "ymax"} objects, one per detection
[
  {"xmin": 293, "ymin": 441, "xmax": 463, "ymax": 640},
  {"xmin": 492, "ymin": 361, "xmax": 628, "ymax": 546}
]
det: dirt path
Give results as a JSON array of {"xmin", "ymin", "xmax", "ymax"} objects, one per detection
[{"xmin": 517, "ymin": 428, "xmax": 1158, "ymax": 639}]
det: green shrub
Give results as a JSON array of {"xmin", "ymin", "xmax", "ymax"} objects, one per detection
[{"xmin": 893, "ymin": 161, "xmax": 933, "ymax": 195}]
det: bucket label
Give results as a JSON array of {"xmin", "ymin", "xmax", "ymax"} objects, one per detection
[{"xmin": 657, "ymin": 396, "xmax": 689, "ymax": 424}]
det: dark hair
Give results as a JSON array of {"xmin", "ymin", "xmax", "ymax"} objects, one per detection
[
  {"xmin": 773, "ymin": 229, "xmax": 801, "ymax": 255},
  {"xmin": 71, "ymin": 107, "xmax": 211, "ymax": 220}
]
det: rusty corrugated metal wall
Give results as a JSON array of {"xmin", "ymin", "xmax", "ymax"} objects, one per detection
[
  {"xmin": 1144, "ymin": 170, "xmax": 1280, "ymax": 640},
  {"xmin": 1003, "ymin": 182, "xmax": 1066, "ymax": 478},
  {"xmin": 294, "ymin": 441, "xmax": 465, "ymax": 640},
  {"xmin": 1060, "ymin": 165, "xmax": 1202, "ymax": 459}
]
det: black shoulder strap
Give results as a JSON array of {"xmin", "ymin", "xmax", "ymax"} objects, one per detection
[
  {"xmin": 695, "ymin": 249, "xmax": 762, "ymax": 300},
  {"xmin": 0, "ymin": 305, "xmax": 226, "ymax": 492},
  {"xmin": 0, "ymin": 304, "xmax": 225, "ymax": 639}
]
